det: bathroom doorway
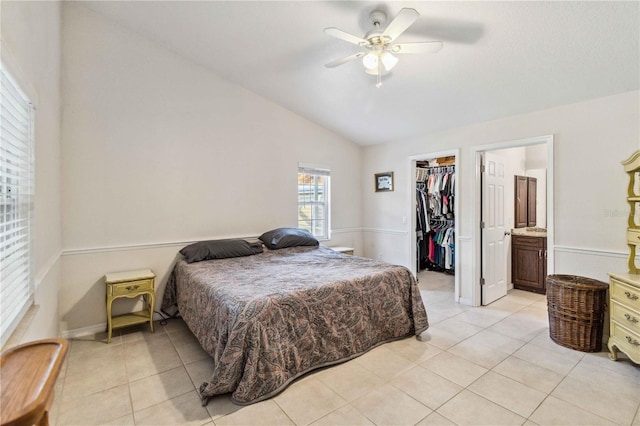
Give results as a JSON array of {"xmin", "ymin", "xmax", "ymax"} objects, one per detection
[{"xmin": 473, "ymin": 136, "xmax": 554, "ymax": 306}]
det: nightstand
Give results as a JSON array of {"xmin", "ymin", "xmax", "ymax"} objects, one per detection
[
  {"xmin": 105, "ymin": 269, "xmax": 156, "ymax": 344},
  {"xmin": 330, "ymin": 246, "xmax": 354, "ymax": 255}
]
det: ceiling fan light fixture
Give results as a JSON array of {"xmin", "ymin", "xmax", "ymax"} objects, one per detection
[
  {"xmin": 362, "ymin": 52, "xmax": 378, "ymax": 70},
  {"xmin": 363, "ymin": 51, "xmax": 398, "ymax": 74},
  {"xmin": 380, "ymin": 51, "xmax": 398, "ymax": 71}
]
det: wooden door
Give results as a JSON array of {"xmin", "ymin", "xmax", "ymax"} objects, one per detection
[
  {"xmin": 527, "ymin": 177, "xmax": 537, "ymax": 227},
  {"xmin": 482, "ymin": 152, "xmax": 508, "ymax": 305},
  {"xmin": 514, "ymin": 176, "xmax": 528, "ymax": 228}
]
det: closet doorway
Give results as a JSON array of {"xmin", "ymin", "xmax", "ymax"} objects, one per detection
[
  {"xmin": 473, "ymin": 135, "xmax": 554, "ymax": 306},
  {"xmin": 410, "ymin": 149, "xmax": 460, "ymax": 302}
]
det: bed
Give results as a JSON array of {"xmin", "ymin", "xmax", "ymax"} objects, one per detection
[{"xmin": 161, "ymin": 240, "xmax": 429, "ymax": 406}]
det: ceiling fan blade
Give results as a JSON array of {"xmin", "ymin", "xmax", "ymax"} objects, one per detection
[
  {"xmin": 391, "ymin": 41, "xmax": 443, "ymax": 54},
  {"xmin": 325, "ymin": 52, "xmax": 365, "ymax": 68},
  {"xmin": 381, "ymin": 8, "xmax": 419, "ymax": 42},
  {"xmin": 324, "ymin": 27, "xmax": 368, "ymax": 46}
]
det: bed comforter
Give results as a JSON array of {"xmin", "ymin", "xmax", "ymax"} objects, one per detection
[{"xmin": 161, "ymin": 245, "xmax": 428, "ymax": 405}]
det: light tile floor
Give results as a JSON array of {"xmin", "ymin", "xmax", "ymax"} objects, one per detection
[{"xmin": 52, "ymin": 271, "xmax": 640, "ymax": 426}]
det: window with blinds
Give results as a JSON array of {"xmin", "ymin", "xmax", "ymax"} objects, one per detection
[
  {"xmin": 1, "ymin": 63, "xmax": 35, "ymax": 347},
  {"xmin": 297, "ymin": 167, "xmax": 330, "ymax": 240}
]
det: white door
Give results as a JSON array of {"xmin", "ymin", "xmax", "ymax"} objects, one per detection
[{"xmin": 481, "ymin": 152, "xmax": 507, "ymax": 305}]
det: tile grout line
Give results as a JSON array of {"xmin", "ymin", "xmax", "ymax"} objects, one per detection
[
  {"xmin": 52, "ymin": 346, "xmax": 70, "ymax": 426},
  {"xmin": 120, "ymin": 329, "xmax": 143, "ymax": 425},
  {"xmin": 165, "ymin": 323, "xmax": 215, "ymax": 424},
  {"xmin": 423, "ymin": 285, "xmax": 590, "ymax": 425},
  {"xmin": 545, "ymin": 354, "xmax": 639, "ymax": 425},
  {"xmin": 56, "ymin": 277, "xmax": 639, "ymax": 426}
]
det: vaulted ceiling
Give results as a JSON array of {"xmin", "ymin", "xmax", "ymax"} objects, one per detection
[{"xmin": 79, "ymin": 1, "xmax": 639, "ymax": 146}]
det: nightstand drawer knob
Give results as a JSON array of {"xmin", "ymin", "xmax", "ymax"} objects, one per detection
[
  {"xmin": 625, "ymin": 291, "xmax": 639, "ymax": 301},
  {"xmin": 125, "ymin": 285, "xmax": 140, "ymax": 291},
  {"xmin": 624, "ymin": 313, "xmax": 639, "ymax": 324},
  {"xmin": 626, "ymin": 336, "xmax": 640, "ymax": 346}
]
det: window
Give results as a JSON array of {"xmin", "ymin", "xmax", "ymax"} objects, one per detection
[
  {"xmin": 297, "ymin": 166, "xmax": 330, "ymax": 240},
  {"xmin": 1, "ymin": 63, "xmax": 34, "ymax": 347}
]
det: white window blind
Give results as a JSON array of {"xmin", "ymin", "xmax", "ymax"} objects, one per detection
[
  {"xmin": 1, "ymin": 63, "xmax": 34, "ymax": 347},
  {"xmin": 297, "ymin": 166, "xmax": 330, "ymax": 240}
]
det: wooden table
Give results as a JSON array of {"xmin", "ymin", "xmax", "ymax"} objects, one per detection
[
  {"xmin": 1, "ymin": 338, "xmax": 68, "ymax": 426},
  {"xmin": 105, "ymin": 269, "xmax": 156, "ymax": 344}
]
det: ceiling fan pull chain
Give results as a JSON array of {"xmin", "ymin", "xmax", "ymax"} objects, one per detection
[{"xmin": 376, "ymin": 56, "xmax": 382, "ymax": 88}]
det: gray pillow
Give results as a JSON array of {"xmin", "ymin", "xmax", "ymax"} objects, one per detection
[
  {"xmin": 259, "ymin": 227, "xmax": 319, "ymax": 250},
  {"xmin": 180, "ymin": 239, "xmax": 263, "ymax": 263}
]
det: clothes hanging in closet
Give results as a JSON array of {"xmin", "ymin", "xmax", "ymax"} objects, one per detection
[
  {"xmin": 416, "ymin": 166, "xmax": 455, "ymax": 272},
  {"xmin": 425, "ymin": 168, "xmax": 455, "ymax": 219},
  {"xmin": 416, "ymin": 184, "xmax": 429, "ymax": 270},
  {"xmin": 426, "ymin": 221, "xmax": 455, "ymax": 273}
]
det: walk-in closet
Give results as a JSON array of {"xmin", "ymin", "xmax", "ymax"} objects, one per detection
[{"xmin": 416, "ymin": 157, "xmax": 456, "ymax": 275}]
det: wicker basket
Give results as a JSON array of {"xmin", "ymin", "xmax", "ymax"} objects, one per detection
[{"xmin": 546, "ymin": 274, "xmax": 608, "ymax": 352}]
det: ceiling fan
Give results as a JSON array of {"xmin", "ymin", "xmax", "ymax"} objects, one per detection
[{"xmin": 324, "ymin": 8, "xmax": 443, "ymax": 88}]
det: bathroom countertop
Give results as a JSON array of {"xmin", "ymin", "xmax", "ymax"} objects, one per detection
[{"xmin": 511, "ymin": 227, "xmax": 547, "ymax": 237}]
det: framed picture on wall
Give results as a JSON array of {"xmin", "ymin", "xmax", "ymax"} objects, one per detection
[{"xmin": 375, "ymin": 172, "xmax": 394, "ymax": 192}]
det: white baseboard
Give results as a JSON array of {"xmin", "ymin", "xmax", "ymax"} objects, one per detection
[
  {"xmin": 458, "ymin": 297, "xmax": 473, "ymax": 306},
  {"xmin": 62, "ymin": 323, "xmax": 106, "ymax": 339},
  {"xmin": 62, "ymin": 312, "xmax": 170, "ymax": 339}
]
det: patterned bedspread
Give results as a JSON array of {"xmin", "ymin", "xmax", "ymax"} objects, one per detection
[{"xmin": 161, "ymin": 245, "xmax": 428, "ymax": 405}]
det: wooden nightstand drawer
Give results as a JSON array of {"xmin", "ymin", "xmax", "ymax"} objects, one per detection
[
  {"xmin": 610, "ymin": 322, "xmax": 640, "ymax": 359},
  {"xmin": 611, "ymin": 301, "xmax": 640, "ymax": 334},
  {"xmin": 610, "ymin": 278, "xmax": 640, "ymax": 311},
  {"xmin": 608, "ymin": 273, "xmax": 640, "ymax": 364},
  {"xmin": 110, "ymin": 279, "xmax": 153, "ymax": 296}
]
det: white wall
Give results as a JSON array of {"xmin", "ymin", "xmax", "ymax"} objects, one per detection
[
  {"xmin": 1, "ymin": 0, "xmax": 63, "ymax": 344},
  {"xmin": 60, "ymin": 4, "xmax": 362, "ymax": 333},
  {"xmin": 363, "ymin": 91, "xmax": 639, "ymax": 304},
  {"xmin": 525, "ymin": 144, "xmax": 548, "ymax": 170}
]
